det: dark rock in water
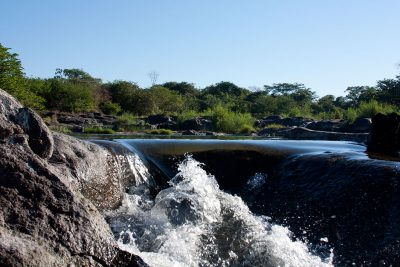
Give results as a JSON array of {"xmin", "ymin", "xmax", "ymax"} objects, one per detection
[
  {"xmin": 179, "ymin": 117, "xmax": 213, "ymax": 131},
  {"xmin": 0, "ymin": 89, "xmax": 146, "ymax": 266},
  {"xmin": 256, "ymin": 116, "xmax": 312, "ymax": 128},
  {"xmin": 282, "ymin": 127, "xmax": 369, "ymax": 143},
  {"xmin": 146, "ymin": 114, "xmax": 173, "ymax": 125},
  {"xmin": 306, "ymin": 119, "xmax": 345, "ymax": 132},
  {"xmin": 368, "ymin": 113, "xmax": 400, "ymax": 156},
  {"xmin": 346, "ymin": 117, "xmax": 372, "ymax": 133}
]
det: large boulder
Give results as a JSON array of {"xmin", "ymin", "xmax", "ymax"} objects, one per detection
[
  {"xmin": 345, "ymin": 117, "xmax": 372, "ymax": 133},
  {"xmin": 0, "ymin": 89, "xmax": 147, "ymax": 266},
  {"xmin": 368, "ymin": 113, "xmax": 400, "ymax": 156}
]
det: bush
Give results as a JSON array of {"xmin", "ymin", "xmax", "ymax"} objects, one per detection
[
  {"xmin": 265, "ymin": 123, "xmax": 286, "ymax": 129},
  {"xmin": 116, "ymin": 113, "xmax": 138, "ymax": 124},
  {"xmin": 148, "ymin": 129, "xmax": 174, "ymax": 135},
  {"xmin": 211, "ymin": 106, "xmax": 255, "ymax": 134},
  {"xmin": 356, "ymin": 100, "xmax": 398, "ymax": 118},
  {"xmin": 344, "ymin": 108, "xmax": 358, "ymax": 123},
  {"xmin": 83, "ymin": 127, "xmax": 115, "ymax": 134},
  {"xmin": 100, "ymin": 101, "xmax": 121, "ymax": 115},
  {"xmin": 239, "ymin": 125, "xmax": 256, "ymax": 134}
]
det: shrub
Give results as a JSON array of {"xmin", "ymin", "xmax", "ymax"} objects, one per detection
[
  {"xmin": 356, "ymin": 100, "xmax": 398, "ymax": 118},
  {"xmin": 148, "ymin": 129, "xmax": 174, "ymax": 135},
  {"xmin": 211, "ymin": 106, "xmax": 255, "ymax": 134},
  {"xmin": 83, "ymin": 127, "xmax": 115, "ymax": 134},
  {"xmin": 100, "ymin": 101, "xmax": 121, "ymax": 115},
  {"xmin": 116, "ymin": 113, "xmax": 138, "ymax": 124},
  {"xmin": 239, "ymin": 125, "xmax": 256, "ymax": 134},
  {"xmin": 265, "ymin": 123, "xmax": 286, "ymax": 129}
]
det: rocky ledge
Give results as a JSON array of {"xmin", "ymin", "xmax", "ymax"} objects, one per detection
[{"xmin": 0, "ymin": 89, "xmax": 147, "ymax": 266}]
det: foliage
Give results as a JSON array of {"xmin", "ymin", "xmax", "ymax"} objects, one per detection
[
  {"xmin": 0, "ymin": 43, "xmax": 46, "ymax": 110},
  {"xmin": 265, "ymin": 123, "xmax": 286, "ymax": 129},
  {"xmin": 49, "ymin": 125, "xmax": 72, "ymax": 133},
  {"xmin": 210, "ymin": 105, "xmax": 255, "ymax": 134},
  {"xmin": 100, "ymin": 101, "xmax": 121, "ymax": 115},
  {"xmin": 148, "ymin": 129, "xmax": 174, "ymax": 135},
  {"xmin": 83, "ymin": 127, "xmax": 116, "ymax": 134},
  {"xmin": 356, "ymin": 100, "xmax": 398, "ymax": 118}
]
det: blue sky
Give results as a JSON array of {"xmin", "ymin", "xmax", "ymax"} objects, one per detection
[{"xmin": 1, "ymin": 0, "xmax": 400, "ymax": 96}]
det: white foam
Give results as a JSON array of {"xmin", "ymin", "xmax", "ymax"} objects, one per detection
[{"xmin": 111, "ymin": 156, "xmax": 333, "ymax": 267}]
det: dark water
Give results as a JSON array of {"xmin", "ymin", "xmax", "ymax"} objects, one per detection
[{"xmin": 101, "ymin": 139, "xmax": 400, "ymax": 266}]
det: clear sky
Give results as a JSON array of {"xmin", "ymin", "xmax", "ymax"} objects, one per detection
[{"xmin": 1, "ymin": 0, "xmax": 400, "ymax": 96}]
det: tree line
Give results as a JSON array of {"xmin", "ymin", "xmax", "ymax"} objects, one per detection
[{"xmin": 1, "ymin": 43, "xmax": 399, "ymax": 123}]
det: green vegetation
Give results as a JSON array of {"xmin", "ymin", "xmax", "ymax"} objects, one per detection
[
  {"xmin": 49, "ymin": 125, "xmax": 72, "ymax": 133},
  {"xmin": 1, "ymin": 42, "xmax": 399, "ymax": 134},
  {"xmin": 83, "ymin": 127, "xmax": 116, "ymax": 134},
  {"xmin": 265, "ymin": 123, "xmax": 286, "ymax": 129},
  {"xmin": 148, "ymin": 129, "xmax": 174, "ymax": 135}
]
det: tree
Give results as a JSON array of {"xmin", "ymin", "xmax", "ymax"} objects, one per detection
[
  {"xmin": 345, "ymin": 86, "xmax": 378, "ymax": 105},
  {"xmin": 0, "ymin": 43, "xmax": 45, "ymax": 110},
  {"xmin": 148, "ymin": 86, "xmax": 184, "ymax": 114},
  {"xmin": 376, "ymin": 78, "xmax": 400, "ymax": 105},
  {"xmin": 264, "ymin": 83, "xmax": 311, "ymax": 97}
]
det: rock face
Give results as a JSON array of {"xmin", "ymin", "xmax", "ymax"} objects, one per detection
[
  {"xmin": 0, "ymin": 89, "xmax": 147, "ymax": 266},
  {"xmin": 368, "ymin": 113, "xmax": 400, "ymax": 156}
]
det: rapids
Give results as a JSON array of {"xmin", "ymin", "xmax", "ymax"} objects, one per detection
[{"xmin": 100, "ymin": 139, "xmax": 400, "ymax": 266}]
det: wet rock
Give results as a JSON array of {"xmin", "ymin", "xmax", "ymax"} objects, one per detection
[
  {"xmin": 368, "ymin": 113, "xmax": 400, "ymax": 156},
  {"xmin": 179, "ymin": 117, "xmax": 213, "ymax": 131},
  {"xmin": 256, "ymin": 116, "xmax": 312, "ymax": 128},
  {"xmin": 0, "ymin": 89, "xmax": 146, "ymax": 266},
  {"xmin": 306, "ymin": 120, "xmax": 345, "ymax": 132},
  {"xmin": 146, "ymin": 115, "xmax": 173, "ymax": 125},
  {"xmin": 282, "ymin": 127, "xmax": 369, "ymax": 143},
  {"xmin": 346, "ymin": 117, "xmax": 372, "ymax": 133}
]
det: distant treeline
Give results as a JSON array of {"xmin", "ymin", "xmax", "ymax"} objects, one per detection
[{"xmin": 1, "ymin": 43, "xmax": 399, "ymax": 123}]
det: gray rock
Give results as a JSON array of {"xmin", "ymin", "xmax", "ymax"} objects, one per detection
[
  {"xmin": 16, "ymin": 107, "xmax": 54, "ymax": 159},
  {"xmin": 0, "ymin": 89, "xmax": 147, "ymax": 266}
]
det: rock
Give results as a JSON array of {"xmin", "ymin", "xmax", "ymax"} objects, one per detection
[
  {"xmin": 0, "ymin": 89, "xmax": 146, "ymax": 266},
  {"xmin": 16, "ymin": 107, "xmax": 54, "ymax": 159},
  {"xmin": 282, "ymin": 127, "xmax": 369, "ymax": 143},
  {"xmin": 146, "ymin": 115, "xmax": 173, "ymax": 125},
  {"xmin": 179, "ymin": 117, "xmax": 213, "ymax": 131},
  {"xmin": 257, "ymin": 126, "xmax": 292, "ymax": 137},
  {"xmin": 256, "ymin": 116, "xmax": 312, "ymax": 128},
  {"xmin": 368, "ymin": 113, "xmax": 400, "ymax": 156},
  {"xmin": 346, "ymin": 117, "xmax": 372, "ymax": 133},
  {"xmin": 306, "ymin": 120, "xmax": 345, "ymax": 132}
]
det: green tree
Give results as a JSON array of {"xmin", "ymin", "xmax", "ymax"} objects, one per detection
[
  {"xmin": 149, "ymin": 86, "xmax": 184, "ymax": 114},
  {"xmin": 0, "ymin": 43, "xmax": 45, "ymax": 109},
  {"xmin": 345, "ymin": 86, "xmax": 378, "ymax": 105}
]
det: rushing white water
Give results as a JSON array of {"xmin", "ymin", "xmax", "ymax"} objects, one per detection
[{"xmin": 107, "ymin": 155, "xmax": 333, "ymax": 267}]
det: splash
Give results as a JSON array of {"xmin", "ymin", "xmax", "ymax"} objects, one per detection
[{"xmin": 107, "ymin": 156, "xmax": 333, "ymax": 267}]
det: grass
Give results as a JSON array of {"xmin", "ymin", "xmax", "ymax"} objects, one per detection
[
  {"xmin": 211, "ymin": 106, "xmax": 255, "ymax": 134},
  {"xmin": 148, "ymin": 129, "xmax": 174, "ymax": 135},
  {"xmin": 265, "ymin": 123, "xmax": 286, "ymax": 129},
  {"xmin": 49, "ymin": 125, "xmax": 72, "ymax": 133},
  {"xmin": 83, "ymin": 127, "xmax": 116, "ymax": 134}
]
